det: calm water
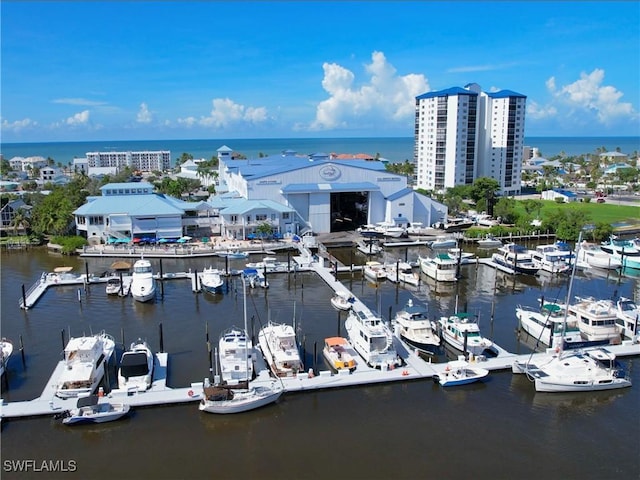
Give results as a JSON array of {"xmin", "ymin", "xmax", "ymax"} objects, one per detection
[
  {"xmin": 1, "ymin": 246, "xmax": 639, "ymax": 479},
  {"xmin": 1, "ymin": 136, "xmax": 639, "ymax": 165}
]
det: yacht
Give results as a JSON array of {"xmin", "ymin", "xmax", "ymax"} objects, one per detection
[
  {"xmin": 418, "ymin": 254, "xmax": 458, "ymax": 282},
  {"xmin": 55, "ymin": 332, "xmax": 116, "ymax": 398},
  {"xmin": 438, "ymin": 313, "xmax": 498, "ymax": 358},
  {"xmin": 344, "ymin": 309, "xmax": 402, "ymax": 369},
  {"xmin": 245, "ymin": 256, "xmax": 287, "ymax": 272},
  {"xmin": 615, "ymin": 297, "xmax": 640, "ymax": 340},
  {"xmin": 513, "ymin": 347, "xmax": 631, "ymax": 393},
  {"xmin": 491, "ymin": 243, "xmax": 539, "ymax": 275},
  {"xmin": 117, "ymin": 339, "xmax": 154, "ymax": 392},
  {"xmin": 530, "ymin": 244, "xmax": 571, "ymax": 274},
  {"xmin": 600, "ymin": 236, "xmax": 640, "ymax": 257},
  {"xmin": 393, "ymin": 300, "xmax": 440, "ymax": 355},
  {"xmin": 258, "ymin": 322, "xmax": 304, "ymax": 377},
  {"xmin": 363, "ymin": 261, "xmax": 387, "ymax": 281},
  {"xmin": 218, "ymin": 327, "xmax": 254, "ymax": 383},
  {"xmin": 516, "ymin": 302, "xmax": 582, "ymax": 348},
  {"xmin": 200, "ymin": 274, "xmax": 283, "ymax": 414},
  {"xmin": 322, "ymin": 337, "xmax": 357, "ymax": 372},
  {"xmin": 568, "ymin": 297, "xmax": 622, "ymax": 343},
  {"xmin": 130, "ymin": 258, "xmax": 156, "ymax": 303},
  {"xmin": 385, "ymin": 261, "xmax": 419, "ymax": 285},
  {"xmin": 199, "ymin": 266, "xmax": 224, "ymax": 294},
  {"xmin": 575, "ymin": 242, "xmax": 621, "ymax": 270}
]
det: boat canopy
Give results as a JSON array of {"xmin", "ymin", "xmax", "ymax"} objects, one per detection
[{"xmin": 76, "ymin": 394, "xmax": 99, "ymax": 408}]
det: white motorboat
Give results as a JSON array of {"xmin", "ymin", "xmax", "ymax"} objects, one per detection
[
  {"xmin": 218, "ymin": 327, "xmax": 253, "ymax": 383},
  {"xmin": 434, "ymin": 356, "xmax": 489, "ymax": 387},
  {"xmin": 245, "ymin": 256, "xmax": 287, "ymax": 272},
  {"xmin": 568, "ymin": 297, "xmax": 621, "ymax": 343},
  {"xmin": 375, "ymin": 222, "xmax": 406, "ymax": 238},
  {"xmin": 406, "ymin": 222, "xmax": 427, "ymax": 235},
  {"xmin": 344, "ymin": 309, "xmax": 402, "ymax": 369},
  {"xmin": 322, "ymin": 337, "xmax": 357, "ymax": 372},
  {"xmin": 438, "ymin": 313, "xmax": 498, "ymax": 358},
  {"xmin": 516, "ymin": 302, "xmax": 583, "ymax": 348},
  {"xmin": 447, "ymin": 248, "xmax": 476, "ymax": 265},
  {"xmin": 429, "ymin": 236, "xmax": 457, "ymax": 249},
  {"xmin": 105, "ymin": 277, "xmax": 122, "ymax": 295},
  {"xmin": 199, "ymin": 266, "xmax": 224, "ymax": 294},
  {"xmin": 576, "ymin": 242, "xmax": 621, "ymax": 270},
  {"xmin": 363, "ymin": 261, "xmax": 387, "ymax": 281},
  {"xmin": 615, "ymin": 297, "xmax": 640, "ymax": 340},
  {"xmin": 200, "ymin": 274, "xmax": 283, "ymax": 414},
  {"xmin": 476, "ymin": 235, "xmax": 502, "ymax": 248},
  {"xmin": 357, "ymin": 240, "xmax": 382, "ymax": 255},
  {"xmin": 530, "ymin": 244, "xmax": 572, "ymax": 274},
  {"xmin": 258, "ymin": 321, "xmax": 304, "ymax": 377},
  {"xmin": 130, "ymin": 258, "xmax": 156, "ymax": 303},
  {"xmin": 217, "ymin": 250, "xmax": 249, "ymax": 259},
  {"xmin": 0, "ymin": 338, "xmax": 13, "ymax": 377},
  {"xmin": 393, "ymin": 300, "xmax": 440, "ymax": 355},
  {"xmin": 244, "ymin": 268, "xmax": 269, "ymax": 288},
  {"xmin": 385, "ymin": 261, "xmax": 419, "ymax": 285},
  {"xmin": 418, "ymin": 254, "xmax": 458, "ymax": 282},
  {"xmin": 330, "ymin": 291, "xmax": 353, "ymax": 311},
  {"xmin": 117, "ymin": 339, "xmax": 154, "ymax": 392},
  {"xmin": 514, "ymin": 347, "xmax": 631, "ymax": 393},
  {"xmin": 491, "ymin": 243, "xmax": 539, "ymax": 275},
  {"xmin": 55, "ymin": 332, "xmax": 116, "ymax": 399},
  {"xmin": 57, "ymin": 394, "xmax": 130, "ymax": 425}
]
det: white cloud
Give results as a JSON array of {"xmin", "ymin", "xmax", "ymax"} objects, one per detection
[
  {"xmin": 547, "ymin": 69, "xmax": 636, "ymax": 124},
  {"xmin": 137, "ymin": 103, "xmax": 152, "ymax": 124},
  {"xmin": 310, "ymin": 51, "xmax": 429, "ymax": 131},
  {"xmin": 1, "ymin": 118, "xmax": 37, "ymax": 131},
  {"xmin": 66, "ymin": 110, "xmax": 90, "ymax": 126},
  {"xmin": 527, "ymin": 101, "xmax": 557, "ymax": 120},
  {"xmin": 52, "ymin": 98, "xmax": 106, "ymax": 106},
  {"xmin": 178, "ymin": 98, "xmax": 268, "ymax": 129}
]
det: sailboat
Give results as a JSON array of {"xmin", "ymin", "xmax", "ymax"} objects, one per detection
[
  {"xmin": 199, "ymin": 273, "xmax": 283, "ymax": 414},
  {"xmin": 512, "ymin": 236, "xmax": 632, "ymax": 393}
]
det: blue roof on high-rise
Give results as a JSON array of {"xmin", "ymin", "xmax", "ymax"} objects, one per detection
[
  {"xmin": 486, "ymin": 90, "xmax": 526, "ymax": 99},
  {"xmin": 416, "ymin": 87, "xmax": 478, "ymax": 100}
]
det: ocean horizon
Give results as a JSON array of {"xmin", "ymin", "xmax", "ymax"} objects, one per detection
[{"xmin": 1, "ymin": 136, "xmax": 639, "ymax": 166}]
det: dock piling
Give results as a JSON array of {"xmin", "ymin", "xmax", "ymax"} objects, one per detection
[
  {"xmin": 121, "ymin": 328, "xmax": 125, "ymax": 347},
  {"xmin": 159, "ymin": 322, "xmax": 164, "ymax": 353},
  {"xmin": 60, "ymin": 330, "xmax": 66, "ymax": 354},
  {"xmin": 21, "ymin": 284, "xmax": 26, "ymax": 310},
  {"xmin": 19, "ymin": 335, "xmax": 25, "ymax": 367}
]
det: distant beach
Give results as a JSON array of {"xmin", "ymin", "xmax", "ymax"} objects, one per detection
[{"xmin": 1, "ymin": 136, "xmax": 638, "ymax": 166}]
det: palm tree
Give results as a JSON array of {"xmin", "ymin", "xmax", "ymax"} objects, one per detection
[{"xmin": 9, "ymin": 207, "xmax": 30, "ymax": 236}]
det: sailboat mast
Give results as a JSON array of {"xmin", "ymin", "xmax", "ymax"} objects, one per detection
[
  {"xmin": 243, "ymin": 274, "xmax": 249, "ymax": 379},
  {"xmin": 560, "ymin": 232, "xmax": 582, "ymax": 348}
]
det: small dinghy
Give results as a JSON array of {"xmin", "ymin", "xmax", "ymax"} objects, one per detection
[
  {"xmin": 433, "ymin": 357, "xmax": 489, "ymax": 387},
  {"xmin": 56, "ymin": 394, "xmax": 130, "ymax": 425}
]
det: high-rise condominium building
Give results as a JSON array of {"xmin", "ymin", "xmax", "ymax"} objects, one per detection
[
  {"xmin": 86, "ymin": 151, "xmax": 171, "ymax": 173},
  {"xmin": 414, "ymin": 83, "xmax": 526, "ymax": 196}
]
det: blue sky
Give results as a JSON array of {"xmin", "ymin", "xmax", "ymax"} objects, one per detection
[{"xmin": 2, "ymin": 1, "xmax": 639, "ymax": 142}]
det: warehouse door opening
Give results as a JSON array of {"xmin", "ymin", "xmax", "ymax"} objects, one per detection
[{"xmin": 330, "ymin": 191, "xmax": 368, "ymax": 232}]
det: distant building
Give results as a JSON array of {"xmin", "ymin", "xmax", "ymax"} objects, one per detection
[
  {"xmin": 414, "ymin": 83, "xmax": 526, "ymax": 196},
  {"xmin": 1, "ymin": 198, "xmax": 31, "ymax": 234},
  {"xmin": 541, "ymin": 189, "xmax": 577, "ymax": 203},
  {"xmin": 86, "ymin": 150, "xmax": 171, "ymax": 173},
  {"xmin": 9, "ymin": 156, "xmax": 48, "ymax": 172}
]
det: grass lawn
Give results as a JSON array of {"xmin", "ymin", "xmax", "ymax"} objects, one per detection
[{"xmin": 518, "ymin": 200, "xmax": 640, "ymax": 225}]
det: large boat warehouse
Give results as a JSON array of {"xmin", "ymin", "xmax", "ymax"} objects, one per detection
[{"xmin": 74, "ymin": 147, "xmax": 447, "ymax": 242}]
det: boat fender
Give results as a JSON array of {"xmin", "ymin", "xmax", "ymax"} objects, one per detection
[
  {"xmin": 402, "ymin": 370, "xmax": 409, "ymax": 376},
  {"xmin": 445, "ymin": 365, "xmax": 451, "ymax": 372},
  {"xmin": 187, "ymin": 389, "xmax": 194, "ymax": 397}
]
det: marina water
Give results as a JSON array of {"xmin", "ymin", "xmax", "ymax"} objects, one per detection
[{"xmin": 1, "ymin": 246, "xmax": 638, "ymax": 479}]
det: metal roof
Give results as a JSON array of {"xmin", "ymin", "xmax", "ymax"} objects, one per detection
[
  {"xmin": 416, "ymin": 87, "xmax": 479, "ymax": 100},
  {"xmin": 281, "ymin": 182, "xmax": 380, "ymax": 194},
  {"xmin": 74, "ymin": 194, "xmax": 188, "ymax": 216}
]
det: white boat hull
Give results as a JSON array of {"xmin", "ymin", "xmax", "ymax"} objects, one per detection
[
  {"xmin": 62, "ymin": 403, "xmax": 130, "ymax": 425},
  {"xmin": 199, "ymin": 385, "xmax": 282, "ymax": 414}
]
